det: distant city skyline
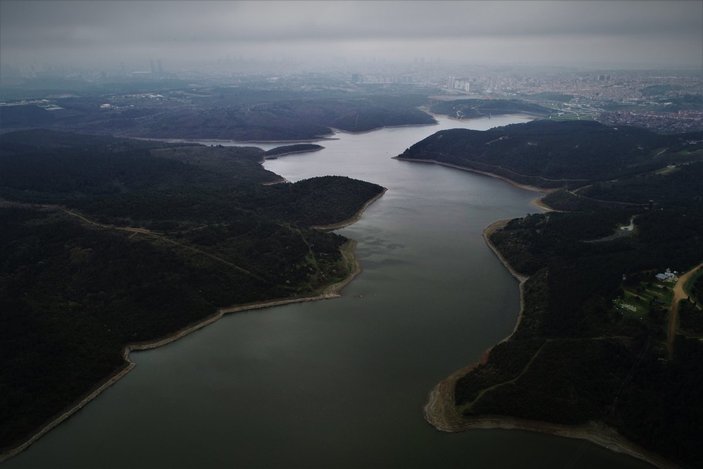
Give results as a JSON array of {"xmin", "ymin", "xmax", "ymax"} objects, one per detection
[{"xmin": 1, "ymin": 0, "xmax": 701, "ymax": 71}]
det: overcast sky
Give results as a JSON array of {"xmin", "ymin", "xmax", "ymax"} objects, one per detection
[{"xmin": 1, "ymin": 0, "xmax": 701, "ymax": 71}]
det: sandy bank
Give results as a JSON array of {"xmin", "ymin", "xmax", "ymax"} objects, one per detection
[
  {"xmin": 482, "ymin": 219, "xmax": 529, "ymax": 285},
  {"xmin": 329, "ymin": 119, "xmax": 438, "ymax": 136}
]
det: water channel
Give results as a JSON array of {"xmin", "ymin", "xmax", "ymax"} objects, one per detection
[{"xmin": 7, "ymin": 115, "xmax": 650, "ymax": 468}]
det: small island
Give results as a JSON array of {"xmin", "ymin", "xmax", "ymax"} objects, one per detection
[
  {"xmin": 264, "ymin": 143, "xmax": 324, "ymax": 158},
  {"xmin": 400, "ymin": 120, "xmax": 703, "ymax": 468}
]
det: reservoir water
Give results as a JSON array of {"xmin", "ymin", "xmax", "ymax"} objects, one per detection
[{"xmin": 7, "ymin": 116, "xmax": 650, "ymax": 468}]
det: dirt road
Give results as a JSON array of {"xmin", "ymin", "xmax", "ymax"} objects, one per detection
[{"xmin": 667, "ymin": 263, "xmax": 703, "ymax": 358}]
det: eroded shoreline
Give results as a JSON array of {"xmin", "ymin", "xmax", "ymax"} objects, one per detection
[
  {"xmin": 398, "ymin": 157, "xmax": 676, "ymax": 468},
  {"xmin": 394, "ymin": 157, "xmax": 553, "ymax": 193},
  {"xmin": 0, "ymin": 236, "xmax": 364, "ymax": 463}
]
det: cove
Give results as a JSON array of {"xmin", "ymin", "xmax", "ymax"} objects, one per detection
[{"xmin": 7, "ymin": 115, "xmax": 651, "ymax": 468}]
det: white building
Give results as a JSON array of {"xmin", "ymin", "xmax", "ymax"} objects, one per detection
[{"xmin": 655, "ymin": 268, "xmax": 678, "ymax": 283}]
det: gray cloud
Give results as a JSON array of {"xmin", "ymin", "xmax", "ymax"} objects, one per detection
[{"xmin": 1, "ymin": 0, "xmax": 701, "ymax": 69}]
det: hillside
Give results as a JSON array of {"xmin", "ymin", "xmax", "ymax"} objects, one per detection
[
  {"xmin": 430, "ymin": 98, "xmax": 553, "ymax": 119},
  {"xmin": 0, "ymin": 130, "xmax": 384, "ymax": 456},
  {"xmin": 0, "ymin": 89, "xmax": 436, "ymax": 141},
  {"xmin": 423, "ymin": 123, "xmax": 703, "ymax": 467},
  {"xmin": 398, "ymin": 120, "xmax": 703, "ymax": 187}
]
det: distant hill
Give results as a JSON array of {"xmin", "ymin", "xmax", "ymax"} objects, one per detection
[
  {"xmin": 265, "ymin": 143, "xmax": 323, "ymax": 158},
  {"xmin": 398, "ymin": 120, "xmax": 703, "ymax": 188},
  {"xmin": 418, "ymin": 119, "xmax": 703, "ymax": 467},
  {"xmin": 0, "ymin": 91, "xmax": 436, "ymax": 141},
  {"xmin": 0, "ymin": 129, "xmax": 383, "ymax": 227}
]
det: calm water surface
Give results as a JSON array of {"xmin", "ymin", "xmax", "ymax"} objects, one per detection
[{"xmin": 8, "ymin": 116, "xmax": 651, "ymax": 468}]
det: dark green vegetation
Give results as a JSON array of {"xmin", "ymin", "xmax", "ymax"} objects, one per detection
[
  {"xmin": 541, "ymin": 160, "xmax": 703, "ymax": 213},
  {"xmin": 0, "ymin": 130, "xmax": 383, "ymax": 228},
  {"xmin": 468, "ymin": 211, "xmax": 703, "ymax": 467},
  {"xmin": 679, "ymin": 274, "xmax": 703, "ymax": 337},
  {"xmin": 0, "ymin": 130, "xmax": 384, "ymax": 454},
  {"xmin": 265, "ymin": 144, "xmax": 324, "ymax": 158},
  {"xmin": 399, "ymin": 120, "xmax": 703, "ymax": 188},
  {"xmin": 0, "ymin": 86, "xmax": 435, "ymax": 141},
  {"xmin": 442, "ymin": 123, "xmax": 703, "ymax": 466},
  {"xmin": 612, "ymin": 276, "xmax": 673, "ymax": 320},
  {"xmin": 429, "ymin": 98, "xmax": 553, "ymax": 119}
]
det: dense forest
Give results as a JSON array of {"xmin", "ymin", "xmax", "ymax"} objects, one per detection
[
  {"xmin": 0, "ymin": 87, "xmax": 436, "ymax": 141},
  {"xmin": 0, "ymin": 130, "xmax": 384, "ymax": 454},
  {"xmin": 399, "ymin": 120, "xmax": 703, "ymax": 187},
  {"xmin": 0, "ymin": 130, "xmax": 383, "ymax": 228},
  {"xmin": 439, "ymin": 123, "xmax": 703, "ymax": 467}
]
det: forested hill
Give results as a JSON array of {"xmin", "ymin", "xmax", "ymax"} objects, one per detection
[
  {"xmin": 429, "ymin": 98, "xmax": 553, "ymax": 119},
  {"xmin": 0, "ymin": 91, "xmax": 436, "ymax": 141},
  {"xmin": 398, "ymin": 120, "xmax": 703, "ymax": 187},
  {"xmin": 459, "ymin": 192, "xmax": 703, "ymax": 467},
  {"xmin": 0, "ymin": 129, "xmax": 384, "ymax": 457},
  {"xmin": 424, "ymin": 120, "xmax": 703, "ymax": 466}
]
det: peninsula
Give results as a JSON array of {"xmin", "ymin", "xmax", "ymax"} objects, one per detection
[
  {"xmin": 264, "ymin": 144, "xmax": 324, "ymax": 158},
  {"xmin": 0, "ymin": 87, "xmax": 436, "ymax": 142},
  {"xmin": 0, "ymin": 130, "xmax": 385, "ymax": 461},
  {"xmin": 400, "ymin": 120, "xmax": 703, "ymax": 468}
]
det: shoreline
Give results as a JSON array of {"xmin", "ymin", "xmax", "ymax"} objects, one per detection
[
  {"xmin": 482, "ymin": 219, "xmax": 528, "ymax": 339},
  {"xmin": 423, "ymin": 216, "xmax": 677, "ymax": 469},
  {"xmin": 394, "ymin": 157, "xmax": 554, "ymax": 194},
  {"xmin": 263, "ymin": 147, "xmax": 324, "ymax": 159},
  {"xmin": 131, "ymin": 135, "xmax": 338, "ymax": 145},
  {"xmin": 395, "ymin": 156, "xmax": 560, "ymax": 213},
  {"xmin": 531, "ymin": 194, "xmax": 557, "ymax": 212},
  {"xmin": 427, "ymin": 410, "xmax": 677, "ymax": 469},
  {"xmin": 312, "ymin": 187, "xmax": 388, "ymax": 231},
  {"xmin": 329, "ymin": 120, "xmax": 438, "ymax": 136},
  {"xmin": 0, "ymin": 235, "xmax": 365, "ymax": 463}
]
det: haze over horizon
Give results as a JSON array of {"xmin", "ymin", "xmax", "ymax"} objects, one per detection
[{"xmin": 1, "ymin": 0, "xmax": 702, "ymax": 73}]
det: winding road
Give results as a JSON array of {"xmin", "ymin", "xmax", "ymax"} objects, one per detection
[{"xmin": 667, "ymin": 263, "xmax": 703, "ymax": 358}]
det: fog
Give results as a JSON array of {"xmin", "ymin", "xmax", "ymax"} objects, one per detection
[{"xmin": 1, "ymin": 0, "xmax": 701, "ymax": 72}]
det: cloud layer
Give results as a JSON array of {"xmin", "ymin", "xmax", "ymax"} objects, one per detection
[{"xmin": 1, "ymin": 0, "xmax": 701, "ymax": 69}]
